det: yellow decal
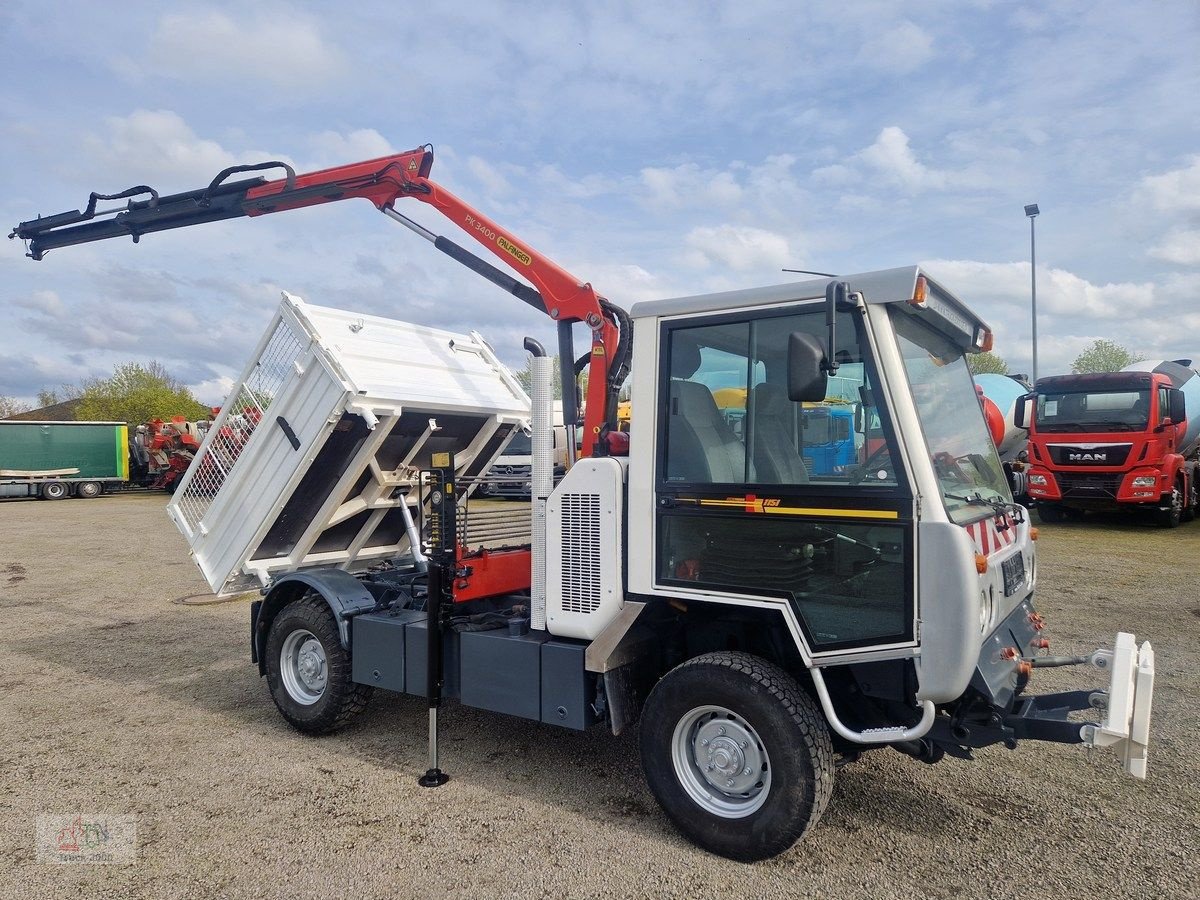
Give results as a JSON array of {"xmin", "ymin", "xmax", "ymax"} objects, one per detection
[
  {"xmin": 497, "ymin": 235, "xmax": 532, "ymax": 267},
  {"xmin": 695, "ymin": 498, "xmax": 898, "ymax": 520},
  {"xmin": 432, "ymin": 452, "xmax": 451, "ymax": 468},
  {"xmin": 592, "ymin": 346, "xmax": 605, "ymax": 355}
]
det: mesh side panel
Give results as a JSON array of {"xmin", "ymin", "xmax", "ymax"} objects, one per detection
[
  {"xmin": 560, "ymin": 492, "xmax": 601, "ymax": 615},
  {"xmin": 175, "ymin": 318, "xmax": 306, "ymax": 534}
]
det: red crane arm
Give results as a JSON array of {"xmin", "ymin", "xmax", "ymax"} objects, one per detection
[{"xmin": 11, "ymin": 146, "xmax": 627, "ymax": 457}]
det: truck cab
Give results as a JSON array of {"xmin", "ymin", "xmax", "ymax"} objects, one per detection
[{"xmin": 1025, "ymin": 368, "xmax": 1198, "ymax": 525}]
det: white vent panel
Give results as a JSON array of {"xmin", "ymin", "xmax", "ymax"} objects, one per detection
[{"xmin": 547, "ymin": 457, "xmax": 626, "ymax": 639}]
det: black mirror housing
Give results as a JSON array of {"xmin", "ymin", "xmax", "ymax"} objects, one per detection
[
  {"xmin": 1014, "ymin": 392, "xmax": 1036, "ymax": 429},
  {"xmin": 1170, "ymin": 388, "xmax": 1186, "ymax": 424},
  {"xmin": 788, "ymin": 332, "xmax": 828, "ymax": 402}
]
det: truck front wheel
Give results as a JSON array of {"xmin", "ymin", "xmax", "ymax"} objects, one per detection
[
  {"xmin": 264, "ymin": 595, "xmax": 372, "ymax": 734},
  {"xmin": 1159, "ymin": 480, "xmax": 1184, "ymax": 528},
  {"xmin": 639, "ymin": 652, "xmax": 834, "ymax": 861}
]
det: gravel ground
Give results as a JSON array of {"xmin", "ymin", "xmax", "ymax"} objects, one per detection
[{"xmin": 1, "ymin": 493, "xmax": 1197, "ymax": 899}]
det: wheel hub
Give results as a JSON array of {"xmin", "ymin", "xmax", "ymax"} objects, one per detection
[
  {"xmin": 280, "ymin": 629, "xmax": 328, "ymax": 705},
  {"xmin": 671, "ymin": 705, "xmax": 772, "ymax": 818},
  {"xmin": 696, "ymin": 720, "xmax": 762, "ymax": 794},
  {"xmin": 296, "ymin": 640, "xmax": 326, "ymax": 690}
]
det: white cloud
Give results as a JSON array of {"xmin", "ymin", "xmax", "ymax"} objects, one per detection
[
  {"xmin": 1149, "ymin": 228, "xmax": 1200, "ymax": 266},
  {"xmin": 306, "ymin": 130, "xmax": 396, "ymax": 168},
  {"xmin": 466, "ymin": 156, "xmax": 515, "ymax": 198},
  {"xmin": 1138, "ymin": 155, "xmax": 1200, "ymax": 214},
  {"xmin": 79, "ymin": 110, "xmax": 247, "ymax": 187},
  {"xmin": 684, "ymin": 225, "xmax": 791, "ymax": 272},
  {"xmin": 855, "ymin": 20, "xmax": 935, "ymax": 74},
  {"xmin": 145, "ymin": 9, "xmax": 345, "ymax": 87},
  {"xmin": 859, "ymin": 126, "xmax": 949, "ymax": 191},
  {"xmin": 640, "ymin": 164, "xmax": 744, "ymax": 210}
]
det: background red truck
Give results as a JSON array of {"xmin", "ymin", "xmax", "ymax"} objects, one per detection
[{"xmin": 1022, "ymin": 360, "xmax": 1200, "ymax": 526}]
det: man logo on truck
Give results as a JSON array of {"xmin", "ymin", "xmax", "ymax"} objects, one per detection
[{"xmin": 1068, "ymin": 452, "xmax": 1107, "ymax": 462}]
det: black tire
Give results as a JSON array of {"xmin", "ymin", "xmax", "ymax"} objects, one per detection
[
  {"xmin": 640, "ymin": 652, "xmax": 834, "ymax": 861},
  {"xmin": 1036, "ymin": 503, "xmax": 1065, "ymax": 523},
  {"xmin": 264, "ymin": 594, "xmax": 372, "ymax": 734},
  {"xmin": 40, "ymin": 481, "xmax": 68, "ymax": 500},
  {"xmin": 1159, "ymin": 481, "xmax": 1184, "ymax": 528},
  {"xmin": 1182, "ymin": 477, "xmax": 1197, "ymax": 523},
  {"xmin": 77, "ymin": 481, "xmax": 102, "ymax": 499}
]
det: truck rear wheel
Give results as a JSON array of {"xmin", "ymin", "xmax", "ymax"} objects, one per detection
[
  {"xmin": 264, "ymin": 594, "xmax": 372, "ymax": 734},
  {"xmin": 40, "ymin": 481, "xmax": 68, "ymax": 500},
  {"xmin": 639, "ymin": 651, "xmax": 834, "ymax": 861},
  {"xmin": 77, "ymin": 481, "xmax": 102, "ymax": 499},
  {"xmin": 1159, "ymin": 481, "xmax": 1184, "ymax": 528}
]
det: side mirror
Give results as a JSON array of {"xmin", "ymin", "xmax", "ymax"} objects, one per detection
[
  {"xmin": 1014, "ymin": 392, "xmax": 1036, "ymax": 430},
  {"xmin": 788, "ymin": 332, "xmax": 828, "ymax": 402},
  {"xmin": 1170, "ymin": 389, "xmax": 1186, "ymax": 424}
]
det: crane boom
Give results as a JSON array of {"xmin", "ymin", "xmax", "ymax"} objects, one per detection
[{"xmin": 9, "ymin": 146, "xmax": 630, "ymax": 458}]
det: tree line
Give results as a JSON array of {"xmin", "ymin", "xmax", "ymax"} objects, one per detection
[
  {"xmin": 0, "ymin": 361, "xmax": 211, "ymax": 424},
  {"xmin": 967, "ymin": 338, "xmax": 1145, "ymax": 378}
]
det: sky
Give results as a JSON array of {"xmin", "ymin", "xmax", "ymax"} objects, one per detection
[{"xmin": 2, "ymin": 1, "xmax": 1197, "ymax": 407}]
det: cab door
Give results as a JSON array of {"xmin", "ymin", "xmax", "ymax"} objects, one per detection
[{"xmin": 654, "ymin": 304, "xmax": 917, "ymax": 656}]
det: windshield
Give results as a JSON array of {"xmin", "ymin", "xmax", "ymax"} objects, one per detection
[
  {"xmin": 503, "ymin": 431, "xmax": 532, "ymax": 455},
  {"xmin": 892, "ymin": 311, "xmax": 1011, "ymax": 522},
  {"xmin": 1036, "ymin": 389, "xmax": 1149, "ymax": 432}
]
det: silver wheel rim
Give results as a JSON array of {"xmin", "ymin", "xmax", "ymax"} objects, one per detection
[
  {"xmin": 671, "ymin": 704, "xmax": 771, "ymax": 818},
  {"xmin": 80, "ymin": 482, "xmax": 99, "ymax": 497},
  {"xmin": 280, "ymin": 629, "xmax": 327, "ymax": 705}
]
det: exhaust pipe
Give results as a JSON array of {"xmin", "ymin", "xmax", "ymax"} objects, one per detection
[{"xmin": 525, "ymin": 337, "xmax": 553, "ymax": 632}]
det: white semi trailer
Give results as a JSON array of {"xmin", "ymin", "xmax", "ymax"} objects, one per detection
[{"xmin": 12, "ymin": 148, "xmax": 1155, "ymax": 861}]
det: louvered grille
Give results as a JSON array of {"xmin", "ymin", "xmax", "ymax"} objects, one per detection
[
  {"xmin": 1059, "ymin": 472, "xmax": 1123, "ymax": 498},
  {"xmin": 560, "ymin": 492, "xmax": 602, "ymax": 615}
]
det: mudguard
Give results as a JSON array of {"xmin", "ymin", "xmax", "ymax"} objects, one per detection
[{"xmin": 251, "ymin": 568, "xmax": 377, "ymax": 674}]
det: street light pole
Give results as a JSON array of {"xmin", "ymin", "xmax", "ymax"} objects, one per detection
[{"xmin": 1024, "ymin": 203, "xmax": 1040, "ymax": 382}]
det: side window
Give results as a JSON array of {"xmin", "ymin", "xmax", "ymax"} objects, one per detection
[
  {"xmin": 1159, "ymin": 387, "xmax": 1170, "ymax": 425},
  {"xmin": 664, "ymin": 322, "xmax": 750, "ymax": 483},
  {"xmin": 661, "ymin": 309, "xmax": 899, "ymax": 486}
]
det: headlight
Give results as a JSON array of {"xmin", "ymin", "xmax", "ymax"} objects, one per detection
[
  {"xmin": 1029, "ymin": 474, "xmax": 1048, "ymax": 486},
  {"xmin": 1132, "ymin": 475, "xmax": 1156, "ymax": 487}
]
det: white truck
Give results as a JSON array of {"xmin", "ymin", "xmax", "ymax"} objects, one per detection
[{"xmin": 12, "ymin": 148, "xmax": 1155, "ymax": 861}]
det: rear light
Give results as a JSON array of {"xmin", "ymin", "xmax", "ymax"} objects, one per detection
[
  {"xmin": 975, "ymin": 553, "xmax": 988, "ymax": 574},
  {"xmin": 1029, "ymin": 527, "xmax": 1039, "ymax": 541}
]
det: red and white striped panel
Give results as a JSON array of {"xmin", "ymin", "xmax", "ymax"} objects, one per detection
[{"xmin": 964, "ymin": 514, "xmax": 1016, "ymax": 556}]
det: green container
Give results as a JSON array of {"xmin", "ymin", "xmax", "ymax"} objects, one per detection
[{"xmin": 0, "ymin": 421, "xmax": 129, "ymax": 480}]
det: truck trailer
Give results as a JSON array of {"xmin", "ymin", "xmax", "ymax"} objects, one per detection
[
  {"xmin": 1022, "ymin": 361, "xmax": 1200, "ymax": 526},
  {"xmin": 0, "ymin": 420, "xmax": 129, "ymax": 499},
  {"xmin": 11, "ymin": 147, "xmax": 1155, "ymax": 861}
]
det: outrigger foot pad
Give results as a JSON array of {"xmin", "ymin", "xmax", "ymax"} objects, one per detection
[{"xmin": 419, "ymin": 768, "xmax": 450, "ymax": 788}]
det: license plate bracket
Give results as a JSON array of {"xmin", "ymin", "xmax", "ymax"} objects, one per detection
[{"xmin": 1002, "ymin": 553, "xmax": 1025, "ymax": 596}]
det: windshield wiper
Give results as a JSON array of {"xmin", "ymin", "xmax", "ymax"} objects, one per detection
[{"xmin": 944, "ymin": 492, "xmax": 1026, "ymax": 526}]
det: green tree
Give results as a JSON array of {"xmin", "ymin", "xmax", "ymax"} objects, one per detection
[
  {"xmin": 968, "ymin": 351, "xmax": 1009, "ymax": 375},
  {"xmin": 74, "ymin": 361, "xmax": 209, "ymax": 424},
  {"xmin": 0, "ymin": 396, "xmax": 31, "ymax": 418},
  {"xmin": 1071, "ymin": 339, "xmax": 1145, "ymax": 374}
]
